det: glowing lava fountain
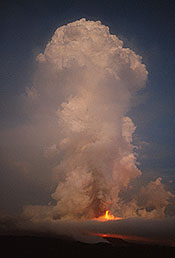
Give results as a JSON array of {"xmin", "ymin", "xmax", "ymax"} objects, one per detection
[{"xmin": 94, "ymin": 210, "xmax": 122, "ymax": 222}]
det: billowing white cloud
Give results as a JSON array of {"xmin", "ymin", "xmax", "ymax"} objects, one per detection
[
  {"xmin": 5, "ymin": 18, "xmax": 173, "ymax": 220},
  {"xmin": 24, "ymin": 18, "xmax": 149, "ymax": 219}
]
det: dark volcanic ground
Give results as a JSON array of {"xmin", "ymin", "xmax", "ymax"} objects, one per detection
[{"xmin": 0, "ymin": 235, "xmax": 175, "ymax": 258}]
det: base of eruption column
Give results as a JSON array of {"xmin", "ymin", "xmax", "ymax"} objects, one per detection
[{"xmin": 93, "ymin": 210, "xmax": 123, "ymax": 221}]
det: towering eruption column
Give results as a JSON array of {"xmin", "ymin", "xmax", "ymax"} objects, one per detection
[{"xmin": 36, "ymin": 19, "xmax": 148, "ymax": 219}]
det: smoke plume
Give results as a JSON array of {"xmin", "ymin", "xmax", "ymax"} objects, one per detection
[
  {"xmin": 18, "ymin": 18, "xmax": 174, "ymax": 221},
  {"xmin": 22, "ymin": 18, "xmax": 150, "ymax": 220}
]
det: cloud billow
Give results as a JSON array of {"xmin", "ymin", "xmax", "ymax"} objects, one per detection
[{"xmin": 23, "ymin": 19, "xmax": 174, "ymax": 220}]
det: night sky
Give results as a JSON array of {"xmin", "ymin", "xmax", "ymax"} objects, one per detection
[{"xmin": 0, "ymin": 0, "xmax": 174, "ymax": 216}]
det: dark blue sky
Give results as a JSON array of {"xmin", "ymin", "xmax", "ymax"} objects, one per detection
[{"xmin": 0, "ymin": 0, "xmax": 174, "ymax": 212}]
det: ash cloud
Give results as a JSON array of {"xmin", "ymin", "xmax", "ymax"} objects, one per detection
[
  {"xmin": 29, "ymin": 18, "xmax": 148, "ymax": 219},
  {"xmin": 1, "ymin": 18, "xmax": 174, "ymax": 220}
]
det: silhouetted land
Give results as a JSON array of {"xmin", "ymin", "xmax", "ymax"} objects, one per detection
[{"xmin": 0, "ymin": 235, "xmax": 174, "ymax": 258}]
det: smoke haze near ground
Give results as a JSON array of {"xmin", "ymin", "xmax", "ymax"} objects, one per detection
[{"xmin": 0, "ymin": 215, "xmax": 175, "ymax": 246}]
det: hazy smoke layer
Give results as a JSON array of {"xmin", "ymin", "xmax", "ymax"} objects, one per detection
[
  {"xmin": 1, "ymin": 215, "xmax": 175, "ymax": 245},
  {"xmin": 26, "ymin": 18, "xmax": 149, "ymax": 220}
]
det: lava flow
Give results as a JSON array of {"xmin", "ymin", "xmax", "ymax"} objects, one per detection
[
  {"xmin": 90, "ymin": 231, "xmax": 156, "ymax": 244},
  {"xmin": 89, "ymin": 232, "xmax": 175, "ymax": 246},
  {"xmin": 94, "ymin": 210, "xmax": 122, "ymax": 222}
]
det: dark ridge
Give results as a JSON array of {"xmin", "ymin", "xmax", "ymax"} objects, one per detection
[
  {"xmin": 104, "ymin": 236, "xmax": 133, "ymax": 246},
  {"xmin": 0, "ymin": 235, "xmax": 174, "ymax": 258}
]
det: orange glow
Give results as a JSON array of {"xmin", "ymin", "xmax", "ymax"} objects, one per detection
[
  {"xmin": 90, "ymin": 231, "xmax": 153, "ymax": 242},
  {"xmin": 93, "ymin": 210, "xmax": 122, "ymax": 221},
  {"xmin": 89, "ymin": 232, "xmax": 175, "ymax": 246}
]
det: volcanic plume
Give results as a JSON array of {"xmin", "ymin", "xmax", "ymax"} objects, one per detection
[
  {"xmin": 24, "ymin": 18, "xmax": 148, "ymax": 220},
  {"xmin": 22, "ymin": 18, "xmax": 173, "ymax": 221}
]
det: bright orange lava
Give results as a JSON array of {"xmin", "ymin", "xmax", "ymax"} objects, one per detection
[
  {"xmin": 93, "ymin": 210, "xmax": 122, "ymax": 221},
  {"xmin": 90, "ymin": 231, "xmax": 153, "ymax": 243},
  {"xmin": 89, "ymin": 232, "xmax": 175, "ymax": 246}
]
